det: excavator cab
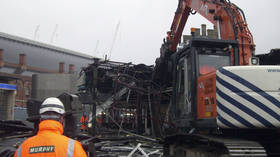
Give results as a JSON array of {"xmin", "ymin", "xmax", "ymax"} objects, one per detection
[{"xmin": 171, "ymin": 37, "xmax": 239, "ymax": 130}]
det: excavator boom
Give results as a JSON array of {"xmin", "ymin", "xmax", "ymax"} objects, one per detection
[{"xmin": 166, "ymin": 0, "xmax": 255, "ymax": 65}]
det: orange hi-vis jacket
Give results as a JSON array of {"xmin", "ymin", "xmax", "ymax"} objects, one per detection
[
  {"xmin": 80, "ymin": 115, "xmax": 88, "ymax": 130},
  {"xmin": 14, "ymin": 120, "xmax": 87, "ymax": 157}
]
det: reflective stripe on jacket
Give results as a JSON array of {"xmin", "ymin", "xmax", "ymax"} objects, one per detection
[{"xmin": 14, "ymin": 120, "xmax": 87, "ymax": 157}]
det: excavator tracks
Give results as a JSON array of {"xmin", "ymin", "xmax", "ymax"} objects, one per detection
[
  {"xmin": 197, "ymin": 134, "xmax": 267, "ymax": 157},
  {"xmin": 224, "ymin": 141, "xmax": 267, "ymax": 157},
  {"xmin": 166, "ymin": 134, "xmax": 268, "ymax": 157}
]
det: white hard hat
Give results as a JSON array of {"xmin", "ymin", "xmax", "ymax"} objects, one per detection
[{"xmin": 39, "ymin": 97, "xmax": 65, "ymax": 115}]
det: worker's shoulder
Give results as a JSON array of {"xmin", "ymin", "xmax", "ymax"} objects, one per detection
[{"xmin": 20, "ymin": 136, "xmax": 34, "ymax": 145}]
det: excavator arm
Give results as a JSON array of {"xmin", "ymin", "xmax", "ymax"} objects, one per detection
[{"xmin": 164, "ymin": 0, "xmax": 255, "ymax": 65}]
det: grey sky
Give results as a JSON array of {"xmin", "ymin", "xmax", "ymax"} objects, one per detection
[{"xmin": 0, "ymin": 0, "xmax": 279, "ymax": 65}]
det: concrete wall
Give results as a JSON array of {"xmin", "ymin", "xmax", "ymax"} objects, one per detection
[
  {"xmin": 0, "ymin": 89, "xmax": 16, "ymax": 120},
  {"xmin": 31, "ymin": 73, "xmax": 78, "ymax": 101}
]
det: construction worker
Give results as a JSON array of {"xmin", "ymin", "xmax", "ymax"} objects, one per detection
[
  {"xmin": 80, "ymin": 113, "xmax": 88, "ymax": 132},
  {"xmin": 14, "ymin": 97, "xmax": 87, "ymax": 157}
]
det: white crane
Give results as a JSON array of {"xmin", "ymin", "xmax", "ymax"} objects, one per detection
[
  {"xmin": 50, "ymin": 24, "xmax": 58, "ymax": 43},
  {"xmin": 108, "ymin": 20, "xmax": 120, "ymax": 60}
]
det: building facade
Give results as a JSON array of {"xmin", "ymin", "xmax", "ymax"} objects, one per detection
[{"xmin": 0, "ymin": 32, "xmax": 94, "ymax": 107}]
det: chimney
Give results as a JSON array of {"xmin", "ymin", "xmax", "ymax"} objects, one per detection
[
  {"xmin": 0, "ymin": 49, "xmax": 3, "ymax": 60},
  {"xmin": 195, "ymin": 28, "xmax": 201, "ymax": 37},
  {"xmin": 19, "ymin": 54, "xmax": 26, "ymax": 65},
  {"xmin": 69, "ymin": 64, "xmax": 75, "ymax": 74},
  {"xmin": 59, "ymin": 62, "xmax": 65, "ymax": 73},
  {"xmin": 201, "ymin": 24, "xmax": 207, "ymax": 36},
  {"xmin": 0, "ymin": 49, "xmax": 4, "ymax": 68},
  {"xmin": 16, "ymin": 53, "xmax": 27, "ymax": 73}
]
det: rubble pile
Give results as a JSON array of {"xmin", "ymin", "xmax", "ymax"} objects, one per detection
[{"xmin": 94, "ymin": 130, "xmax": 163, "ymax": 157}]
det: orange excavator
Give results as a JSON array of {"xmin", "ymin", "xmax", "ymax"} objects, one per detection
[{"xmin": 153, "ymin": 0, "xmax": 280, "ymax": 156}]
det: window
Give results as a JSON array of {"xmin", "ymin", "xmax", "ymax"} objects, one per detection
[
  {"xmin": 198, "ymin": 54, "xmax": 231, "ymax": 76},
  {"xmin": 176, "ymin": 56, "xmax": 192, "ymax": 118}
]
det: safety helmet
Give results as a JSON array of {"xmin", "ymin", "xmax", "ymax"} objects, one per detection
[{"xmin": 39, "ymin": 97, "xmax": 65, "ymax": 115}]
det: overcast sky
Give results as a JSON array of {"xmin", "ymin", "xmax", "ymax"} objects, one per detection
[{"xmin": 0, "ymin": 0, "xmax": 279, "ymax": 65}]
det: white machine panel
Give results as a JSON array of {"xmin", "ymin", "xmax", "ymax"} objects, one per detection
[{"xmin": 216, "ymin": 66, "xmax": 280, "ymax": 129}]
